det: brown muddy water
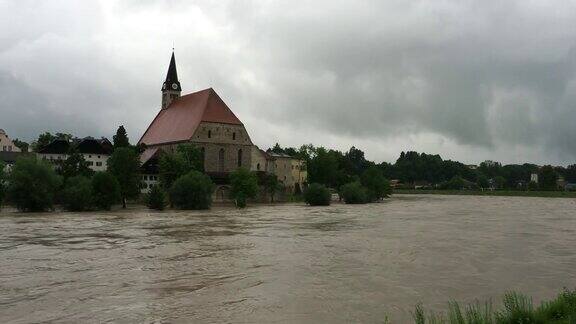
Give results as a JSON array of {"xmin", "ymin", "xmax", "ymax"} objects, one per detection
[{"xmin": 1, "ymin": 194, "xmax": 575, "ymax": 323}]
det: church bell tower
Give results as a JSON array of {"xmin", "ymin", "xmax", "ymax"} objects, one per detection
[{"xmin": 161, "ymin": 51, "xmax": 182, "ymax": 109}]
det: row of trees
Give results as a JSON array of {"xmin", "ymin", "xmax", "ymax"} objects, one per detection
[{"xmin": 269, "ymin": 143, "xmax": 574, "ymax": 191}]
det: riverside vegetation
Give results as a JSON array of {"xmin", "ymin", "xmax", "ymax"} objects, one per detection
[{"xmin": 409, "ymin": 289, "xmax": 576, "ymax": 324}]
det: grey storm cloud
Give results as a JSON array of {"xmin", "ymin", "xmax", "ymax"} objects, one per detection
[{"xmin": 0, "ymin": 0, "xmax": 575, "ymax": 165}]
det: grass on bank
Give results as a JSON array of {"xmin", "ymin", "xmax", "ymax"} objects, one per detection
[
  {"xmin": 408, "ymin": 289, "xmax": 576, "ymax": 324},
  {"xmin": 395, "ymin": 189, "xmax": 576, "ymax": 198}
]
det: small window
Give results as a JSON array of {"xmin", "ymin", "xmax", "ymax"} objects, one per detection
[
  {"xmin": 232, "ymin": 132, "xmax": 236, "ymax": 140},
  {"xmin": 98, "ymin": 155, "xmax": 101, "ymax": 159},
  {"xmin": 237, "ymin": 149, "xmax": 243, "ymax": 167},
  {"xmin": 144, "ymin": 175, "xmax": 148, "ymax": 180},
  {"xmin": 96, "ymin": 162, "xmax": 102, "ymax": 166},
  {"xmin": 257, "ymin": 163, "xmax": 261, "ymax": 171},
  {"xmin": 2, "ymin": 146, "xmax": 5, "ymax": 151},
  {"xmin": 208, "ymin": 130, "xmax": 211, "ymax": 138},
  {"xmin": 89, "ymin": 155, "xmax": 92, "ymax": 158}
]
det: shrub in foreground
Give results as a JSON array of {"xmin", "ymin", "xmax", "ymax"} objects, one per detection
[
  {"xmin": 340, "ymin": 182, "xmax": 368, "ymax": 204},
  {"xmin": 91, "ymin": 172, "xmax": 121, "ymax": 210},
  {"xmin": 360, "ymin": 166, "xmax": 392, "ymax": 201},
  {"xmin": 169, "ymin": 171, "xmax": 214, "ymax": 210},
  {"xmin": 146, "ymin": 185, "xmax": 167, "ymax": 210},
  {"xmin": 412, "ymin": 289, "xmax": 576, "ymax": 324},
  {"xmin": 8, "ymin": 158, "xmax": 62, "ymax": 212},
  {"xmin": 304, "ymin": 183, "xmax": 331, "ymax": 206},
  {"xmin": 62, "ymin": 176, "xmax": 93, "ymax": 211}
]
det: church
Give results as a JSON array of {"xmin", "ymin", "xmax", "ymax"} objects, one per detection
[{"xmin": 138, "ymin": 52, "xmax": 307, "ymax": 196}]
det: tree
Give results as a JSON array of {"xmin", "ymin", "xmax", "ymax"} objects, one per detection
[
  {"xmin": 91, "ymin": 172, "xmax": 121, "ymax": 210},
  {"xmin": 307, "ymin": 147, "xmax": 339, "ymax": 187},
  {"xmin": 113, "ymin": 125, "xmax": 130, "ymax": 149},
  {"xmin": 565, "ymin": 164, "xmax": 576, "ymax": 183},
  {"xmin": 340, "ymin": 181, "xmax": 368, "ymax": 204},
  {"xmin": 538, "ymin": 165, "xmax": 558, "ymax": 191},
  {"xmin": 493, "ymin": 176, "xmax": 506, "ymax": 189},
  {"xmin": 360, "ymin": 166, "xmax": 391, "ymax": 201},
  {"xmin": 304, "ymin": 183, "xmax": 331, "ymax": 206},
  {"xmin": 158, "ymin": 144, "xmax": 204, "ymax": 190},
  {"xmin": 12, "ymin": 139, "xmax": 29, "ymax": 152},
  {"xmin": 528, "ymin": 181, "xmax": 538, "ymax": 191},
  {"xmin": 477, "ymin": 174, "xmax": 489, "ymax": 189},
  {"xmin": 263, "ymin": 173, "xmax": 282, "ymax": 203},
  {"xmin": 62, "ymin": 176, "xmax": 93, "ymax": 211},
  {"xmin": 60, "ymin": 150, "xmax": 93, "ymax": 180},
  {"xmin": 146, "ymin": 185, "xmax": 167, "ymax": 210},
  {"xmin": 0, "ymin": 161, "xmax": 5, "ymax": 209},
  {"xmin": 230, "ymin": 168, "xmax": 259, "ymax": 208},
  {"xmin": 107, "ymin": 147, "xmax": 141, "ymax": 208},
  {"xmin": 7, "ymin": 158, "xmax": 62, "ymax": 212},
  {"xmin": 32, "ymin": 132, "xmax": 55, "ymax": 151},
  {"xmin": 169, "ymin": 171, "xmax": 214, "ymax": 210}
]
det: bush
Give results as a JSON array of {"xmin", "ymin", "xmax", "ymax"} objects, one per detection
[
  {"xmin": 360, "ymin": 167, "xmax": 392, "ymax": 201},
  {"xmin": 91, "ymin": 172, "xmax": 121, "ymax": 210},
  {"xmin": 528, "ymin": 180, "xmax": 538, "ymax": 191},
  {"xmin": 169, "ymin": 171, "xmax": 214, "ymax": 210},
  {"xmin": 230, "ymin": 168, "xmax": 259, "ymax": 208},
  {"xmin": 304, "ymin": 183, "xmax": 331, "ymax": 206},
  {"xmin": 8, "ymin": 158, "xmax": 62, "ymax": 212},
  {"xmin": 146, "ymin": 185, "xmax": 167, "ymax": 210},
  {"xmin": 340, "ymin": 181, "xmax": 368, "ymax": 204},
  {"xmin": 62, "ymin": 176, "xmax": 93, "ymax": 211}
]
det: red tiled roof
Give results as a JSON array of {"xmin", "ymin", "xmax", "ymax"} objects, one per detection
[{"xmin": 138, "ymin": 88, "xmax": 243, "ymax": 146}]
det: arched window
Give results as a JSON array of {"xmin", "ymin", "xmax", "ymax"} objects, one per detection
[
  {"xmin": 218, "ymin": 148, "xmax": 225, "ymax": 172},
  {"xmin": 208, "ymin": 130, "xmax": 212, "ymax": 138},
  {"xmin": 237, "ymin": 149, "xmax": 243, "ymax": 167}
]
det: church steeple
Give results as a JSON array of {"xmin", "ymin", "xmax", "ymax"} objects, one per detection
[{"xmin": 161, "ymin": 51, "xmax": 182, "ymax": 109}]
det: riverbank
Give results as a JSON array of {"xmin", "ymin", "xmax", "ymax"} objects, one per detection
[{"xmin": 394, "ymin": 189, "xmax": 576, "ymax": 198}]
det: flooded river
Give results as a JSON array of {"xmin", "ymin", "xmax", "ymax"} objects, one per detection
[{"xmin": 1, "ymin": 194, "xmax": 575, "ymax": 323}]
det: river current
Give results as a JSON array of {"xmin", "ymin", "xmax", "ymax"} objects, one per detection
[{"xmin": 1, "ymin": 194, "xmax": 575, "ymax": 323}]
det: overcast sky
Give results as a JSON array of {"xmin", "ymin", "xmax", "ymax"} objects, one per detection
[{"xmin": 1, "ymin": 0, "xmax": 575, "ymax": 165}]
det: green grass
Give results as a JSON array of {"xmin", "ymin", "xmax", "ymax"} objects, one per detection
[
  {"xmin": 395, "ymin": 189, "xmax": 576, "ymax": 198},
  {"xmin": 411, "ymin": 289, "xmax": 576, "ymax": 324}
]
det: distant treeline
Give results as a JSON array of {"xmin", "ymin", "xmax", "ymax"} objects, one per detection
[{"xmin": 268, "ymin": 144, "xmax": 576, "ymax": 190}]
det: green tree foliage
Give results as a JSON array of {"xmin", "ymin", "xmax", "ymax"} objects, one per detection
[
  {"xmin": 565, "ymin": 164, "xmax": 576, "ymax": 183},
  {"xmin": 7, "ymin": 158, "xmax": 62, "ymax": 212},
  {"xmin": 360, "ymin": 166, "xmax": 391, "ymax": 201},
  {"xmin": 230, "ymin": 168, "xmax": 259, "ymax": 208},
  {"xmin": 12, "ymin": 139, "xmax": 29, "ymax": 152},
  {"xmin": 146, "ymin": 185, "xmax": 167, "ymax": 210},
  {"xmin": 528, "ymin": 180, "xmax": 538, "ymax": 191},
  {"xmin": 159, "ymin": 144, "xmax": 203, "ymax": 190},
  {"xmin": 493, "ymin": 176, "xmax": 506, "ymax": 189},
  {"xmin": 340, "ymin": 181, "xmax": 368, "ymax": 204},
  {"xmin": 32, "ymin": 132, "xmax": 73, "ymax": 151},
  {"xmin": 263, "ymin": 173, "xmax": 282, "ymax": 202},
  {"xmin": 169, "ymin": 171, "xmax": 214, "ymax": 210},
  {"xmin": 307, "ymin": 147, "xmax": 339, "ymax": 187},
  {"xmin": 0, "ymin": 161, "xmax": 6, "ymax": 209},
  {"xmin": 91, "ymin": 172, "xmax": 121, "ymax": 210},
  {"xmin": 62, "ymin": 176, "xmax": 93, "ymax": 211},
  {"xmin": 303, "ymin": 183, "xmax": 331, "ymax": 206},
  {"xmin": 476, "ymin": 174, "xmax": 489, "ymax": 189},
  {"xmin": 113, "ymin": 125, "xmax": 130, "ymax": 149},
  {"xmin": 59, "ymin": 150, "xmax": 93, "ymax": 180},
  {"xmin": 107, "ymin": 147, "xmax": 141, "ymax": 208},
  {"xmin": 538, "ymin": 165, "xmax": 558, "ymax": 190}
]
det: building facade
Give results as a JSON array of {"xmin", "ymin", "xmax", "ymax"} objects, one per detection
[
  {"xmin": 36, "ymin": 137, "xmax": 113, "ymax": 172},
  {"xmin": 0, "ymin": 129, "xmax": 21, "ymax": 153}
]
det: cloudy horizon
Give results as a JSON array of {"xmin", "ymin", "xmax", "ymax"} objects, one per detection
[{"xmin": 1, "ymin": 0, "xmax": 575, "ymax": 166}]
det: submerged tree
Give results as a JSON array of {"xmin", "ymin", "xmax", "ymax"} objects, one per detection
[
  {"xmin": 304, "ymin": 183, "xmax": 331, "ymax": 206},
  {"xmin": 169, "ymin": 171, "xmax": 214, "ymax": 210},
  {"xmin": 107, "ymin": 147, "xmax": 141, "ymax": 208},
  {"xmin": 91, "ymin": 172, "xmax": 121, "ymax": 210},
  {"xmin": 146, "ymin": 185, "xmax": 167, "ymax": 211},
  {"xmin": 8, "ymin": 158, "xmax": 62, "ymax": 212},
  {"xmin": 230, "ymin": 168, "xmax": 259, "ymax": 208},
  {"xmin": 62, "ymin": 176, "xmax": 93, "ymax": 211}
]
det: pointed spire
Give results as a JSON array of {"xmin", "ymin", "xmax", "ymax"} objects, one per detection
[{"xmin": 162, "ymin": 50, "xmax": 181, "ymax": 92}]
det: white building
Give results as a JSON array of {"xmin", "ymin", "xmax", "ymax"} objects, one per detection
[{"xmin": 36, "ymin": 137, "xmax": 113, "ymax": 172}]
